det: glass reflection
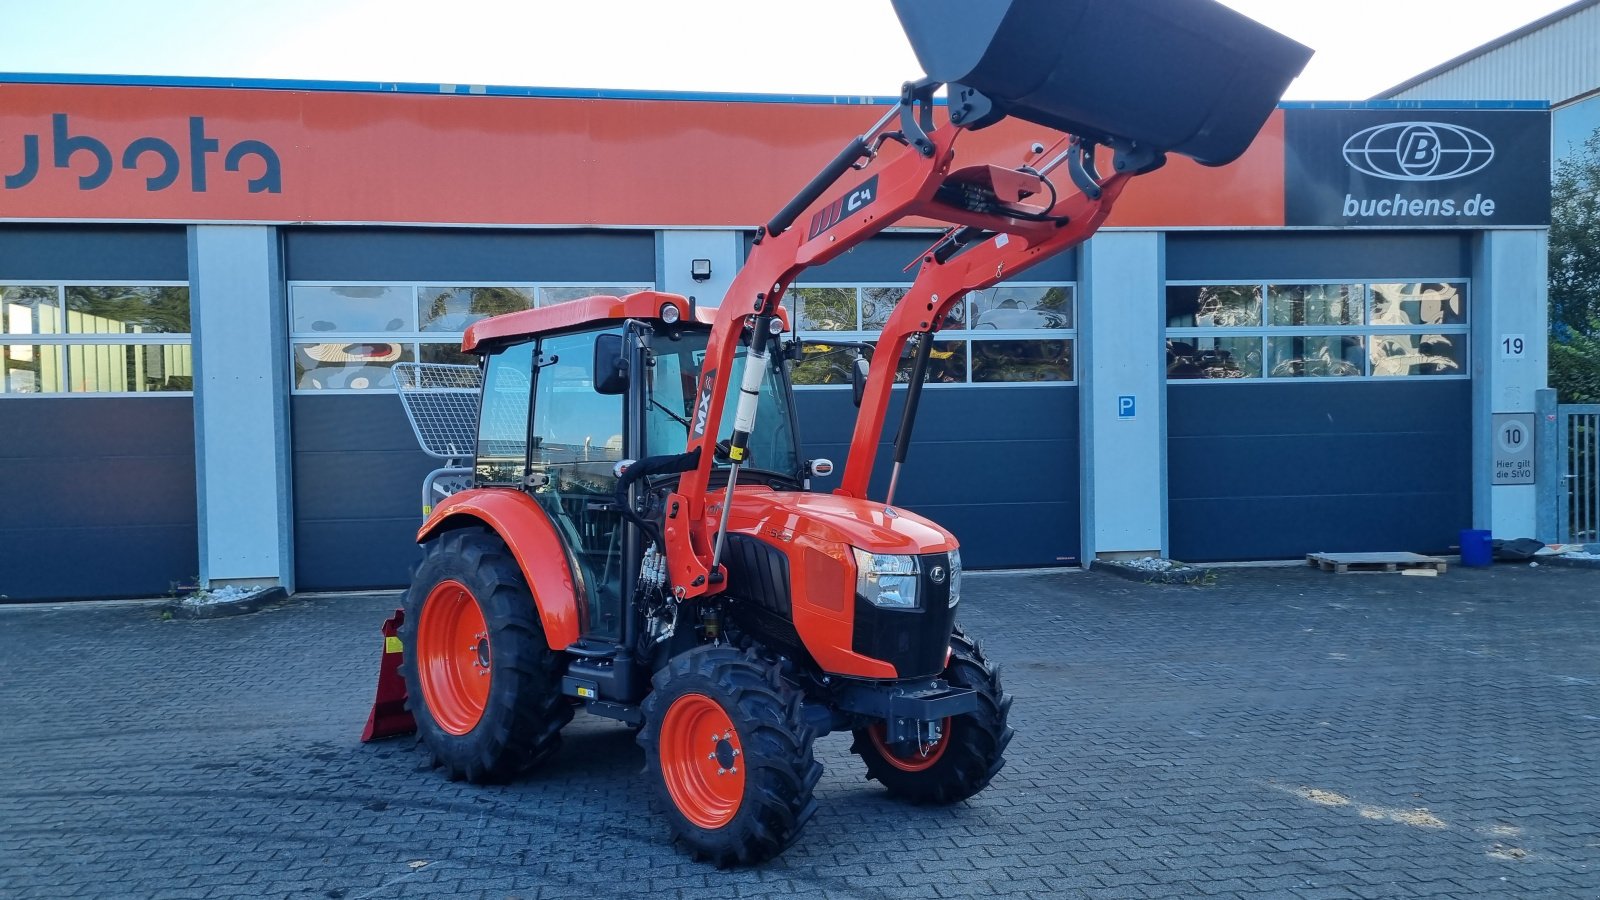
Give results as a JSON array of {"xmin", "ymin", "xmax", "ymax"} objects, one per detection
[
  {"xmin": 1267, "ymin": 284, "xmax": 1362, "ymax": 326},
  {"xmin": 896, "ymin": 339, "xmax": 967, "ymax": 383},
  {"xmin": 3, "ymin": 286, "xmax": 62, "ymax": 335},
  {"xmin": 1167, "ymin": 337, "xmax": 1261, "ymax": 379},
  {"xmin": 67, "ymin": 344, "xmax": 192, "ymax": 392},
  {"xmin": 291, "ymin": 285, "xmax": 411, "ymax": 334},
  {"xmin": 1167, "ymin": 285, "xmax": 1262, "ymax": 328},
  {"xmin": 1, "ymin": 344, "xmax": 62, "ymax": 393},
  {"xmin": 1370, "ymin": 283, "xmax": 1466, "ymax": 326},
  {"xmin": 293, "ymin": 341, "xmax": 413, "ymax": 390},
  {"xmin": 969, "ymin": 286, "xmax": 1072, "ymax": 330},
  {"xmin": 861, "ymin": 287, "xmax": 908, "ymax": 330},
  {"xmin": 66, "ymin": 286, "xmax": 190, "ymax": 334},
  {"xmin": 791, "ymin": 287, "xmax": 856, "ymax": 331},
  {"xmin": 1267, "ymin": 335, "xmax": 1365, "ymax": 377},
  {"xmin": 419, "ymin": 286, "xmax": 532, "ymax": 331},
  {"xmin": 1370, "ymin": 334, "xmax": 1464, "ymax": 376},
  {"xmin": 972, "ymin": 339, "xmax": 1073, "ymax": 382}
]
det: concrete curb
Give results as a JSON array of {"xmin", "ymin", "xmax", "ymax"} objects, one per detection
[
  {"xmin": 1090, "ymin": 559, "xmax": 1215, "ymax": 586},
  {"xmin": 164, "ymin": 587, "xmax": 291, "ymax": 620}
]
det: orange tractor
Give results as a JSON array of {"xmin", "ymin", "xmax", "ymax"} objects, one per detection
[{"xmin": 364, "ymin": 0, "xmax": 1310, "ymax": 865}]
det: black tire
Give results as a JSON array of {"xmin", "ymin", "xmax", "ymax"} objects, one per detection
[
  {"xmin": 849, "ymin": 626, "xmax": 1014, "ymax": 804},
  {"xmin": 638, "ymin": 645, "xmax": 822, "ymax": 867},
  {"xmin": 399, "ymin": 528, "xmax": 573, "ymax": 783}
]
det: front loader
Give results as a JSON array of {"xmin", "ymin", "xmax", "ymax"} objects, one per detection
[{"xmin": 363, "ymin": 0, "xmax": 1311, "ymax": 866}]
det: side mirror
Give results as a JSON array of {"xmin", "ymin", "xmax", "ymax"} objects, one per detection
[
  {"xmin": 851, "ymin": 356, "xmax": 870, "ymax": 408},
  {"xmin": 593, "ymin": 333, "xmax": 628, "ymax": 395}
]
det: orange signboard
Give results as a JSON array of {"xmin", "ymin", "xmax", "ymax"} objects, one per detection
[{"xmin": 0, "ymin": 81, "xmax": 1286, "ymax": 228}]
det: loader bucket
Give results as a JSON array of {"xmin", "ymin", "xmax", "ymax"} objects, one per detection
[{"xmin": 892, "ymin": 0, "xmax": 1313, "ymax": 167}]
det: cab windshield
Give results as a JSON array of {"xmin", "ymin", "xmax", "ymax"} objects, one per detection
[{"xmin": 643, "ymin": 325, "xmax": 803, "ymax": 481}]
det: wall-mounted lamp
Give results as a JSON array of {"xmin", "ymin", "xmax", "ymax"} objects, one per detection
[{"xmin": 690, "ymin": 258, "xmax": 713, "ymax": 282}]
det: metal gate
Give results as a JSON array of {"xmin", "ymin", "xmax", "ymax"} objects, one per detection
[{"xmin": 1558, "ymin": 404, "xmax": 1600, "ymax": 543}]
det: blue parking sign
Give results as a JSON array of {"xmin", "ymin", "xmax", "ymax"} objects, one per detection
[{"xmin": 1118, "ymin": 395, "xmax": 1136, "ymax": 419}]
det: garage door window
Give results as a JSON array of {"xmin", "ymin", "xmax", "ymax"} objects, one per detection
[
  {"xmin": 289, "ymin": 283, "xmax": 650, "ymax": 392},
  {"xmin": 788, "ymin": 283, "xmax": 1076, "ymax": 387},
  {"xmin": 1, "ymin": 283, "xmax": 192, "ymax": 394},
  {"xmin": 1166, "ymin": 281, "xmax": 1468, "ymax": 381}
]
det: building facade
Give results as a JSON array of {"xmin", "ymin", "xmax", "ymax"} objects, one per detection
[{"xmin": 0, "ymin": 76, "xmax": 1552, "ymax": 600}]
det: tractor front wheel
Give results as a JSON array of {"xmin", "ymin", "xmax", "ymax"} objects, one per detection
[
  {"xmin": 400, "ymin": 528, "xmax": 572, "ymax": 783},
  {"xmin": 639, "ymin": 646, "xmax": 822, "ymax": 867},
  {"xmin": 850, "ymin": 627, "xmax": 1014, "ymax": 804}
]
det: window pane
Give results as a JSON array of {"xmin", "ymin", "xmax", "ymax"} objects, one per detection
[
  {"xmin": 418, "ymin": 286, "xmax": 532, "ymax": 332},
  {"xmin": 1167, "ymin": 337, "xmax": 1262, "ymax": 379},
  {"xmin": 532, "ymin": 330, "xmax": 624, "ymax": 466},
  {"xmin": 861, "ymin": 287, "xmax": 907, "ymax": 330},
  {"xmin": 972, "ymin": 339, "xmax": 1073, "ymax": 382},
  {"xmin": 1267, "ymin": 284, "xmax": 1362, "ymax": 326},
  {"xmin": 65, "ymin": 286, "xmax": 190, "ymax": 334},
  {"xmin": 1267, "ymin": 336, "xmax": 1365, "ymax": 378},
  {"xmin": 294, "ymin": 341, "xmax": 412, "ymax": 390},
  {"xmin": 537, "ymin": 286, "xmax": 641, "ymax": 307},
  {"xmin": 477, "ymin": 342, "xmax": 533, "ymax": 484},
  {"xmin": 970, "ymin": 285, "xmax": 1073, "ymax": 330},
  {"xmin": 291, "ymin": 285, "xmax": 411, "ymax": 334},
  {"xmin": 1167, "ymin": 285, "xmax": 1262, "ymax": 328},
  {"xmin": 1370, "ymin": 334, "xmax": 1466, "ymax": 377},
  {"xmin": 791, "ymin": 342, "xmax": 860, "ymax": 386},
  {"xmin": 420, "ymin": 342, "xmax": 479, "ymax": 366},
  {"xmin": 3, "ymin": 286, "xmax": 62, "ymax": 335},
  {"xmin": 2, "ymin": 344, "xmax": 63, "ymax": 393},
  {"xmin": 66, "ymin": 344, "xmax": 192, "ymax": 392},
  {"xmin": 896, "ymin": 339, "xmax": 967, "ymax": 384},
  {"xmin": 1370, "ymin": 283, "xmax": 1466, "ymax": 326},
  {"xmin": 791, "ymin": 287, "xmax": 856, "ymax": 331}
]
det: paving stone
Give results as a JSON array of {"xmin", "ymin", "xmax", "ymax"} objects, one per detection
[{"xmin": 0, "ymin": 565, "xmax": 1597, "ymax": 898}]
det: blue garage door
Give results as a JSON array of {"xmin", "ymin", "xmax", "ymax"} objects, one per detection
[
  {"xmin": 1165, "ymin": 232, "xmax": 1474, "ymax": 562},
  {"xmin": 0, "ymin": 226, "xmax": 197, "ymax": 601},
  {"xmin": 785, "ymin": 234, "xmax": 1082, "ymax": 568},
  {"xmin": 283, "ymin": 227, "xmax": 658, "ymax": 591}
]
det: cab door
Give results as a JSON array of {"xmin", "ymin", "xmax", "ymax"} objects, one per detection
[{"xmin": 527, "ymin": 328, "xmax": 629, "ymax": 639}]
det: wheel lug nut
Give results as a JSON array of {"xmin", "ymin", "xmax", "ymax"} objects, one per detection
[{"xmin": 717, "ymin": 768, "xmax": 726, "ymax": 775}]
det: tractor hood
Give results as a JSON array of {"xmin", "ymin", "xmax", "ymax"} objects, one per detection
[{"xmin": 726, "ymin": 488, "xmax": 957, "ymax": 556}]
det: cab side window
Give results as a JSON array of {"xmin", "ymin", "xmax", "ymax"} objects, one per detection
[{"xmin": 475, "ymin": 341, "xmax": 534, "ymax": 484}]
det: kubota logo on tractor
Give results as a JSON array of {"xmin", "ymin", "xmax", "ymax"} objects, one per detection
[{"xmin": 1342, "ymin": 122, "xmax": 1495, "ymax": 182}]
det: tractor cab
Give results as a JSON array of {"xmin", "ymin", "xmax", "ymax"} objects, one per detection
[{"xmin": 462, "ymin": 292, "xmax": 810, "ymax": 647}]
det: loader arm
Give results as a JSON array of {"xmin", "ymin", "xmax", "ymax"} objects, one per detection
[
  {"xmin": 838, "ymin": 145, "xmax": 1137, "ymax": 500},
  {"xmin": 662, "ymin": 93, "xmax": 1153, "ymax": 600}
]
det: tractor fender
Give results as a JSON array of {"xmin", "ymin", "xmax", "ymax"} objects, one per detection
[{"xmin": 416, "ymin": 488, "xmax": 581, "ymax": 651}]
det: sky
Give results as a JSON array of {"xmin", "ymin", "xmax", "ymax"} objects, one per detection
[{"xmin": 0, "ymin": 0, "xmax": 1580, "ymax": 101}]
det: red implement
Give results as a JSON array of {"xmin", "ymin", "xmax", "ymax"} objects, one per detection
[{"xmin": 360, "ymin": 609, "xmax": 417, "ymax": 742}]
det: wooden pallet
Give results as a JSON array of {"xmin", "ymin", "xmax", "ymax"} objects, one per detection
[{"xmin": 1307, "ymin": 551, "xmax": 1449, "ymax": 575}]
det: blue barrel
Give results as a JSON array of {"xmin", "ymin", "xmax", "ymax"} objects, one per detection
[{"xmin": 1460, "ymin": 529, "xmax": 1493, "ymax": 567}]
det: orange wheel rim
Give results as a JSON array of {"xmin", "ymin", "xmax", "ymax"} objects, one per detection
[
  {"xmin": 869, "ymin": 718, "xmax": 952, "ymax": 772},
  {"xmin": 659, "ymin": 693, "xmax": 745, "ymax": 829},
  {"xmin": 416, "ymin": 579, "xmax": 491, "ymax": 736}
]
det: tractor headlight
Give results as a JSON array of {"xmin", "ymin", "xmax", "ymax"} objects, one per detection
[
  {"xmin": 948, "ymin": 547, "xmax": 962, "ymax": 607},
  {"xmin": 852, "ymin": 548, "xmax": 920, "ymax": 610}
]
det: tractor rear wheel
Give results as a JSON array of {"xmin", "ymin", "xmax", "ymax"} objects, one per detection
[
  {"xmin": 400, "ymin": 528, "xmax": 572, "ymax": 783},
  {"xmin": 850, "ymin": 627, "xmax": 1014, "ymax": 804},
  {"xmin": 638, "ymin": 645, "xmax": 822, "ymax": 867}
]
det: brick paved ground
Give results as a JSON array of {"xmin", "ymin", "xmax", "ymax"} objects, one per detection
[{"xmin": 2, "ymin": 564, "xmax": 1597, "ymax": 899}]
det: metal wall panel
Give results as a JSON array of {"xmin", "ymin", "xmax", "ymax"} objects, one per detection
[
  {"xmin": 1168, "ymin": 381, "xmax": 1471, "ymax": 561},
  {"xmin": 1384, "ymin": 4, "xmax": 1600, "ymax": 104},
  {"xmin": 787, "ymin": 231, "xmax": 1078, "ymax": 283},
  {"xmin": 0, "ymin": 397, "xmax": 198, "ymax": 600},
  {"xmin": 0, "ymin": 225, "xmax": 188, "ymax": 280},
  {"xmin": 291, "ymin": 394, "xmax": 435, "ymax": 591},
  {"xmin": 1167, "ymin": 232, "xmax": 1473, "ymax": 281},
  {"xmin": 283, "ymin": 227, "xmax": 657, "ymax": 282}
]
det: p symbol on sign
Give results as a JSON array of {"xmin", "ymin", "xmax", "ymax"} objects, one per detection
[{"xmin": 1118, "ymin": 395, "xmax": 1136, "ymax": 419}]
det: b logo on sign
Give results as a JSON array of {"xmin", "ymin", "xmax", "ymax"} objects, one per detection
[{"xmin": 1342, "ymin": 122, "xmax": 1495, "ymax": 182}]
